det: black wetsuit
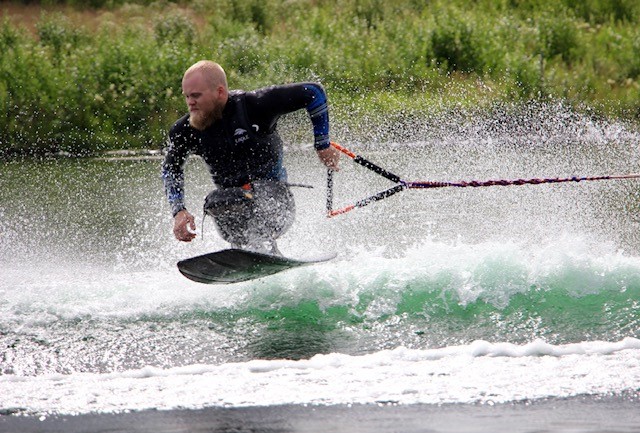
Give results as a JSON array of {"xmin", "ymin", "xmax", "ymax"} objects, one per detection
[{"xmin": 162, "ymin": 82, "xmax": 330, "ymax": 253}]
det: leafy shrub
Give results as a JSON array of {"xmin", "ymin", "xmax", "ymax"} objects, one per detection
[
  {"xmin": 536, "ymin": 11, "xmax": 582, "ymax": 64},
  {"xmin": 0, "ymin": 18, "xmax": 20, "ymax": 50},
  {"xmin": 1, "ymin": 0, "xmax": 640, "ymax": 156},
  {"xmin": 218, "ymin": 28, "xmax": 266, "ymax": 75},
  {"xmin": 429, "ymin": 11, "xmax": 487, "ymax": 74},
  {"xmin": 36, "ymin": 12, "xmax": 87, "ymax": 56},
  {"xmin": 564, "ymin": 0, "xmax": 639, "ymax": 23},
  {"xmin": 153, "ymin": 12, "xmax": 196, "ymax": 45}
]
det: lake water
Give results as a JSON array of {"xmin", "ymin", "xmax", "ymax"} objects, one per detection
[{"xmin": 1, "ymin": 102, "xmax": 640, "ymax": 431}]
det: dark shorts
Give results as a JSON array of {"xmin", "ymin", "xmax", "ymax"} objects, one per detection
[{"xmin": 203, "ymin": 180, "xmax": 295, "ymax": 255}]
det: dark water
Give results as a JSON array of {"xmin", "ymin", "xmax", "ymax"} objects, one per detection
[{"xmin": 3, "ymin": 396, "xmax": 640, "ymax": 433}]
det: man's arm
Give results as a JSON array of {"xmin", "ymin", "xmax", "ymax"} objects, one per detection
[
  {"xmin": 246, "ymin": 83, "xmax": 339, "ymax": 169},
  {"xmin": 162, "ymin": 137, "xmax": 188, "ymax": 218},
  {"xmin": 162, "ymin": 121, "xmax": 197, "ymax": 242}
]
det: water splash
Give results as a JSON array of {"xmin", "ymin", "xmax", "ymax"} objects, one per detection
[{"xmin": 2, "ymin": 101, "xmax": 640, "ymax": 416}]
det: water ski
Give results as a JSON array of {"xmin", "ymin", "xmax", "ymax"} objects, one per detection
[{"xmin": 177, "ymin": 248, "xmax": 336, "ymax": 284}]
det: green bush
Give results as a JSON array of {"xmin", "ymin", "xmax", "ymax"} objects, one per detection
[
  {"xmin": 430, "ymin": 11, "xmax": 487, "ymax": 74},
  {"xmin": 36, "ymin": 12, "xmax": 87, "ymax": 55},
  {"xmin": 564, "ymin": 0, "xmax": 639, "ymax": 23},
  {"xmin": 153, "ymin": 11, "xmax": 195, "ymax": 45},
  {"xmin": 1, "ymin": 0, "xmax": 640, "ymax": 157},
  {"xmin": 536, "ymin": 10, "xmax": 582, "ymax": 64}
]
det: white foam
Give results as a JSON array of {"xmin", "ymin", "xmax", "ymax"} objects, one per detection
[
  {"xmin": 2, "ymin": 235, "xmax": 640, "ymax": 326},
  {"xmin": 2, "ymin": 339, "xmax": 639, "ymax": 415}
]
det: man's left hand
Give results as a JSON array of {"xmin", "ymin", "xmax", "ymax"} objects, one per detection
[{"xmin": 317, "ymin": 146, "xmax": 340, "ymax": 171}]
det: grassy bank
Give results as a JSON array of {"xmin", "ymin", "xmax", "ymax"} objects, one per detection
[{"xmin": 1, "ymin": 0, "xmax": 639, "ymax": 156}]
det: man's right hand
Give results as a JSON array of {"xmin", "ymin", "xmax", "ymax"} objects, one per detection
[{"xmin": 173, "ymin": 210, "xmax": 197, "ymax": 242}]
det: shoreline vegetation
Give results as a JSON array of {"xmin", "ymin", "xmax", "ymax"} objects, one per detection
[{"xmin": 1, "ymin": 0, "xmax": 639, "ymax": 157}]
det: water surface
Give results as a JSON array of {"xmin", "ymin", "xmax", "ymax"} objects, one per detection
[{"xmin": 1, "ymin": 104, "xmax": 640, "ymax": 422}]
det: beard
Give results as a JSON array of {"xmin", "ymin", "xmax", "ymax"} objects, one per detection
[
  {"xmin": 189, "ymin": 110, "xmax": 214, "ymax": 131},
  {"xmin": 189, "ymin": 106, "xmax": 223, "ymax": 131}
]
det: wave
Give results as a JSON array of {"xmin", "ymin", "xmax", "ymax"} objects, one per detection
[
  {"xmin": 3, "ymin": 237, "xmax": 639, "ymax": 351},
  {"xmin": 2, "ymin": 338, "xmax": 640, "ymax": 415}
]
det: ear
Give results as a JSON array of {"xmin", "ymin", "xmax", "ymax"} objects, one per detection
[{"xmin": 216, "ymin": 85, "xmax": 228, "ymax": 98}]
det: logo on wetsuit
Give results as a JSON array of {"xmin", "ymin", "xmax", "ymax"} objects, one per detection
[{"xmin": 234, "ymin": 128, "xmax": 250, "ymax": 145}]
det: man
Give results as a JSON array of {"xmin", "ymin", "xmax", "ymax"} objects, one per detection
[{"xmin": 162, "ymin": 60, "xmax": 340, "ymax": 255}]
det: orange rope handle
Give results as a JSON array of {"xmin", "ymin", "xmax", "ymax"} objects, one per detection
[{"xmin": 330, "ymin": 141, "xmax": 356, "ymax": 159}]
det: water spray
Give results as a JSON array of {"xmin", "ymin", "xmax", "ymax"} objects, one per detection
[{"xmin": 327, "ymin": 142, "xmax": 640, "ymax": 218}]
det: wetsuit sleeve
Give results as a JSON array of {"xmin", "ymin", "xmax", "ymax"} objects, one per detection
[
  {"xmin": 161, "ymin": 120, "xmax": 191, "ymax": 217},
  {"xmin": 304, "ymin": 83, "xmax": 330, "ymax": 150},
  {"xmin": 246, "ymin": 83, "xmax": 330, "ymax": 150}
]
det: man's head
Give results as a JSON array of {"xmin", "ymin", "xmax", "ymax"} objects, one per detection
[{"xmin": 182, "ymin": 60, "xmax": 229, "ymax": 130}]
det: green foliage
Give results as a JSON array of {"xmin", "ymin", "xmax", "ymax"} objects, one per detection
[
  {"xmin": 564, "ymin": 0, "xmax": 639, "ymax": 24},
  {"xmin": 18, "ymin": 0, "xmax": 180, "ymax": 8},
  {"xmin": 36, "ymin": 12, "xmax": 89, "ymax": 62},
  {"xmin": 536, "ymin": 9, "xmax": 582, "ymax": 63},
  {"xmin": 0, "ymin": 18, "xmax": 20, "ymax": 49},
  {"xmin": 429, "ymin": 10, "xmax": 487, "ymax": 73},
  {"xmin": 153, "ymin": 11, "xmax": 195, "ymax": 45},
  {"xmin": 1, "ymin": 0, "xmax": 640, "ymax": 156},
  {"xmin": 204, "ymin": 0, "xmax": 276, "ymax": 35}
]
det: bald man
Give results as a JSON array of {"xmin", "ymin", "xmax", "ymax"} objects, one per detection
[{"xmin": 162, "ymin": 61, "xmax": 340, "ymax": 255}]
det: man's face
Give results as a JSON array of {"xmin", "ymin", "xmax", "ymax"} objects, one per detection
[{"xmin": 182, "ymin": 71, "xmax": 222, "ymax": 130}]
